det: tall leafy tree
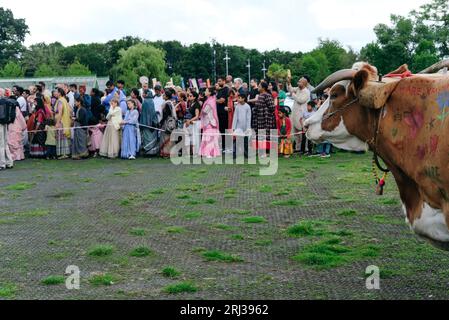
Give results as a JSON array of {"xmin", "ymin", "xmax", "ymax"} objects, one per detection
[
  {"xmin": 0, "ymin": 61, "xmax": 24, "ymax": 78},
  {"xmin": 115, "ymin": 43, "xmax": 167, "ymax": 89},
  {"xmin": 65, "ymin": 60, "xmax": 92, "ymax": 76},
  {"xmin": 0, "ymin": 7, "xmax": 29, "ymax": 68}
]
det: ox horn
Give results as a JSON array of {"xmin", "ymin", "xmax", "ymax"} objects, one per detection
[
  {"xmin": 419, "ymin": 59, "xmax": 449, "ymax": 74},
  {"xmin": 312, "ymin": 69, "xmax": 357, "ymax": 94}
]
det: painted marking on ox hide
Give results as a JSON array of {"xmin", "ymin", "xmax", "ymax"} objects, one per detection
[
  {"xmin": 430, "ymin": 135, "xmax": 439, "ymax": 155},
  {"xmin": 439, "ymin": 188, "xmax": 449, "ymax": 203},
  {"xmin": 424, "ymin": 166, "xmax": 443, "ymax": 184},
  {"xmin": 391, "ymin": 128, "xmax": 398, "ymax": 139},
  {"xmin": 403, "ymin": 110, "xmax": 424, "ymax": 139},
  {"xmin": 415, "ymin": 145, "xmax": 428, "ymax": 160},
  {"xmin": 398, "ymin": 84, "xmax": 449, "ymax": 97},
  {"xmin": 437, "ymin": 92, "xmax": 449, "ymax": 122}
]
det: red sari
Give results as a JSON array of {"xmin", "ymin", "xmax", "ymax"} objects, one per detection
[
  {"xmin": 272, "ymin": 91, "xmax": 280, "ymax": 128},
  {"xmin": 227, "ymin": 95, "xmax": 234, "ymax": 130}
]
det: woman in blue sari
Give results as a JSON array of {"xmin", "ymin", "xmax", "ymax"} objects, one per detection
[{"xmin": 121, "ymin": 99, "xmax": 140, "ymax": 160}]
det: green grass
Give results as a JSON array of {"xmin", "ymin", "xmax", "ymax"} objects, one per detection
[
  {"xmin": 89, "ymin": 274, "xmax": 118, "ymax": 286},
  {"xmin": 287, "ymin": 221, "xmax": 327, "ymax": 237},
  {"xmin": 293, "ymin": 237, "xmax": 381, "ymax": 270},
  {"xmin": 259, "ymin": 185, "xmax": 273, "ymax": 193},
  {"xmin": 338, "ymin": 209, "xmax": 358, "ymax": 217},
  {"xmin": 213, "ymin": 224, "xmax": 235, "ymax": 231},
  {"xmin": 177, "ymin": 194, "xmax": 191, "ymax": 200},
  {"xmin": 230, "ymin": 234, "xmax": 245, "ymax": 240},
  {"xmin": 272, "ymin": 199, "xmax": 303, "ymax": 206},
  {"xmin": 202, "ymin": 250, "xmax": 244, "ymax": 263},
  {"xmin": 150, "ymin": 188, "xmax": 166, "ymax": 195},
  {"xmin": 242, "ymin": 216, "xmax": 267, "ymax": 224},
  {"xmin": 378, "ymin": 198, "xmax": 400, "ymax": 205},
  {"xmin": 88, "ymin": 245, "xmax": 114, "ymax": 257},
  {"xmin": 0, "ymin": 283, "xmax": 17, "ymax": 298},
  {"xmin": 41, "ymin": 275, "xmax": 65, "ymax": 286},
  {"xmin": 167, "ymin": 226, "xmax": 186, "ymax": 234},
  {"xmin": 129, "ymin": 246, "xmax": 152, "ymax": 257},
  {"xmin": 162, "ymin": 267, "xmax": 181, "ymax": 278},
  {"xmin": 5, "ymin": 182, "xmax": 35, "ymax": 191},
  {"xmin": 184, "ymin": 212, "xmax": 202, "ymax": 220},
  {"xmin": 164, "ymin": 282, "xmax": 198, "ymax": 294},
  {"xmin": 255, "ymin": 240, "xmax": 273, "ymax": 246},
  {"xmin": 129, "ymin": 228, "xmax": 146, "ymax": 237},
  {"xmin": 204, "ymin": 198, "xmax": 217, "ymax": 204}
]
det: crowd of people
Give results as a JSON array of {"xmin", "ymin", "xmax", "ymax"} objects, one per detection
[{"xmin": 0, "ymin": 75, "xmax": 333, "ymax": 170}]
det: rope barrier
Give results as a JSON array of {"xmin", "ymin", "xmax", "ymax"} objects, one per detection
[{"xmin": 26, "ymin": 122, "xmax": 306, "ymax": 139}]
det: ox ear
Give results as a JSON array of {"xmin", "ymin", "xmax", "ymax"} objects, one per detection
[{"xmin": 358, "ymin": 81, "xmax": 400, "ymax": 109}]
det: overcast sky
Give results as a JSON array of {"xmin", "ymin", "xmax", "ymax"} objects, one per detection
[{"xmin": 4, "ymin": 0, "xmax": 429, "ymax": 53}]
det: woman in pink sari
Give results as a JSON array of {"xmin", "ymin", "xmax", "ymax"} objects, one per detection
[
  {"xmin": 199, "ymin": 87, "xmax": 221, "ymax": 159},
  {"xmin": 7, "ymin": 105, "xmax": 27, "ymax": 161}
]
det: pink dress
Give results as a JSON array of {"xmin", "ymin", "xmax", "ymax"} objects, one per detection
[
  {"xmin": 7, "ymin": 107, "xmax": 27, "ymax": 161},
  {"xmin": 89, "ymin": 123, "xmax": 104, "ymax": 152},
  {"xmin": 199, "ymin": 96, "xmax": 221, "ymax": 158}
]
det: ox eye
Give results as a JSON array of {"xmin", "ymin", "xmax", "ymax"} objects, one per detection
[{"xmin": 330, "ymin": 94, "xmax": 338, "ymax": 100}]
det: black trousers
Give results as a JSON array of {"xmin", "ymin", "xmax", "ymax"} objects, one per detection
[
  {"xmin": 217, "ymin": 110, "xmax": 228, "ymax": 151},
  {"xmin": 300, "ymin": 133, "xmax": 313, "ymax": 154}
]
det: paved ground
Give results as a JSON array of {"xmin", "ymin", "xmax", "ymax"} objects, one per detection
[{"xmin": 1, "ymin": 152, "xmax": 449, "ymax": 300}]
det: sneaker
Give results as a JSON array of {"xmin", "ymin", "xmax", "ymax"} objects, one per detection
[
  {"xmin": 321, "ymin": 154, "xmax": 331, "ymax": 158},
  {"xmin": 129, "ymin": 156, "xmax": 136, "ymax": 160}
]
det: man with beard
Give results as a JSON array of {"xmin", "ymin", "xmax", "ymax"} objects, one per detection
[{"xmin": 216, "ymin": 77, "xmax": 230, "ymax": 153}]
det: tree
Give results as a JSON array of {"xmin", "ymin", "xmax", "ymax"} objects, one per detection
[
  {"xmin": 34, "ymin": 64, "xmax": 60, "ymax": 77},
  {"xmin": 65, "ymin": 60, "xmax": 92, "ymax": 76},
  {"xmin": 0, "ymin": 61, "xmax": 24, "ymax": 78},
  {"xmin": 267, "ymin": 63, "xmax": 288, "ymax": 83},
  {"xmin": 115, "ymin": 43, "xmax": 167, "ymax": 89},
  {"xmin": 0, "ymin": 8, "xmax": 29, "ymax": 68},
  {"xmin": 60, "ymin": 43, "xmax": 109, "ymax": 76},
  {"xmin": 21, "ymin": 42, "xmax": 64, "ymax": 77}
]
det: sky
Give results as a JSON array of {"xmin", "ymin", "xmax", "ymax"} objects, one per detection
[{"xmin": 3, "ymin": 0, "xmax": 430, "ymax": 53}]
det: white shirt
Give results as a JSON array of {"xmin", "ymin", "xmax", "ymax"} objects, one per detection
[
  {"xmin": 67, "ymin": 91, "xmax": 75, "ymax": 109},
  {"xmin": 17, "ymin": 96, "xmax": 27, "ymax": 113},
  {"xmin": 153, "ymin": 95, "xmax": 164, "ymax": 123}
]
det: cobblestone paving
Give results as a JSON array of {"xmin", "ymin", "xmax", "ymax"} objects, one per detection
[{"xmin": 0, "ymin": 152, "xmax": 448, "ymax": 300}]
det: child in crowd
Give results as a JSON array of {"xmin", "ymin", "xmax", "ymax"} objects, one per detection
[
  {"xmin": 45, "ymin": 118, "xmax": 57, "ymax": 160},
  {"xmin": 300, "ymin": 101, "xmax": 316, "ymax": 156},
  {"xmin": 277, "ymin": 106, "xmax": 293, "ymax": 158},
  {"xmin": 232, "ymin": 94, "xmax": 252, "ymax": 159}
]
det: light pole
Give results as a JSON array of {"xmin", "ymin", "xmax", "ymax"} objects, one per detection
[
  {"xmin": 246, "ymin": 59, "xmax": 251, "ymax": 84},
  {"xmin": 224, "ymin": 49, "xmax": 231, "ymax": 76},
  {"xmin": 262, "ymin": 60, "xmax": 267, "ymax": 79}
]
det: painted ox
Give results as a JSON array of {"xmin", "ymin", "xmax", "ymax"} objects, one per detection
[{"xmin": 305, "ymin": 60, "xmax": 449, "ymax": 249}]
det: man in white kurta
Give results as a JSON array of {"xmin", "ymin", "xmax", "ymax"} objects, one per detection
[{"xmin": 288, "ymin": 77, "xmax": 310, "ymax": 153}]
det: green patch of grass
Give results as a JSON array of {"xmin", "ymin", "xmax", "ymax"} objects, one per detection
[
  {"xmin": 89, "ymin": 274, "xmax": 118, "ymax": 286},
  {"xmin": 88, "ymin": 245, "xmax": 114, "ymax": 257},
  {"xmin": 186, "ymin": 200, "xmax": 201, "ymax": 206},
  {"xmin": 259, "ymin": 185, "xmax": 273, "ymax": 193},
  {"xmin": 293, "ymin": 237, "xmax": 381, "ymax": 270},
  {"xmin": 129, "ymin": 228, "xmax": 146, "ymax": 237},
  {"xmin": 202, "ymin": 250, "xmax": 244, "ymax": 263},
  {"xmin": 0, "ymin": 283, "xmax": 17, "ymax": 298},
  {"xmin": 367, "ymin": 215, "xmax": 404, "ymax": 225},
  {"xmin": 204, "ymin": 198, "xmax": 217, "ymax": 204},
  {"xmin": 230, "ymin": 234, "xmax": 245, "ymax": 240},
  {"xmin": 184, "ymin": 212, "xmax": 202, "ymax": 220},
  {"xmin": 119, "ymin": 192, "xmax": 154, "ymax": 206},
  {"xmin": 213, "ymin": 224, "xmax": 235, "ymax": 231},
  {"xmin": 81, "ymin": 178, "xmax": 94, "ymax": 183},
  {"xmin": 41, "ymin": 275, "xmax": 65, "ymax": 286},
  {"xmin": 162, "ymin": 267, "xmax": 181, "ymax": 278},
  {"xmin": 274, "ymin": 190, "xmax": 290, "ymax": 196},
  {"xmin": 129, "ymin": 246, "xmax": 152, "ymax": 257},
  {"xmin": 177, "ymin": 194, "xmax": 191, "ymax": 200},
  {"xmin": 338, "ymin": 209, "xmax": 358, "ymax": 217},
  {"xmin": 242, "ymin": 216, "xmax": 267, "ymax": 224},
  {"xmin": 287, "ymin": 221, "xmax": 328, "ymax": 237},
  {"xmin": 225, "ymin": 209, "xmax": 251, "ymax": 216},
  {"xmin": 167, "ymin": 226, "xmax": 186, "ymax": 234},
  {"xmin": 5, "ymin": 182, "xmax": 35, "ymax": 191},
  {"xmin": 150, "ymin": 188, "xmax": 166, "ymax": 195},
  {"xmin": 164, "ymin": 282, "xmax": 198, "ymax": 294},
  {"xmin": 255, "ymin": 240, "xmax": 273, "ymax": 246},
  {"xmin": 114, "ymin": 171, "xmax": 131, "ymax": 177},
  {"xmin": 272, "ymin": 199, "xmax": 303, "ymax": 207},
  {"xmin": 379, "ymin": 198, "xmax": 400, "ymax": 206}
]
